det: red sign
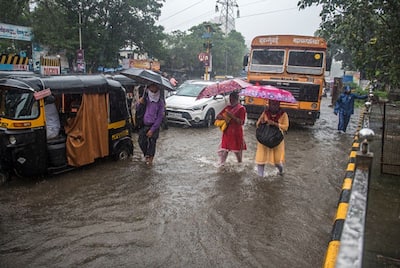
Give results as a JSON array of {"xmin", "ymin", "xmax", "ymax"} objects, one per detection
[
  {"xmin": 198, "ymin": 52, "xmax": 209, "ymax": 62},
  {"xmin": 34, "ymin": 88, "xmax": 52, "ymax": 100}
]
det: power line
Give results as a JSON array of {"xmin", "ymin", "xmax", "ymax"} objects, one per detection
[
  {"xmin": 163, "ymin": 10, "xmax": 215, "ymax": 32},
  {"xmin": 238, "ymin": 7, "xmax": 298, "ymax": 19},
  {"xmin": 159, "ymin": 0, "xmax": 206, "ymax": 23},
  {"xmin": 241, "ymin": 0, "xmax": 271, "ymax": 8}
]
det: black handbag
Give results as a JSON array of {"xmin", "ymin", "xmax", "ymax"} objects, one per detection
[{"xmin": 256, "ymin": 123, "xmax": 284, "ymax": 148}]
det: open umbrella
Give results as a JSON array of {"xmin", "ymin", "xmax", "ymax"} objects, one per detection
[
  {"xmin": 196, "ymin": 78, "xmax": 252, "ymax": 100},
  {"xmin": 121, "ymin": 68, "xmax": 174, "ymax": 91},
  {"xmin": 239, "ymin": 85, "xmax": 297, "ymax": 103}
]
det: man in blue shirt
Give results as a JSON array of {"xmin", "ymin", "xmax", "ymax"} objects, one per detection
[
  {"xmin": 334, "ymin": 85, "xmax": 367, "ymax": 133},
  {"xmin": 137, "ymin": 84, "xmax": 165, "ymax": 165}
]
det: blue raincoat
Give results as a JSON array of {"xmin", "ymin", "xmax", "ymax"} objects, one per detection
[{"xmin": 334, "ymin": 90, "xmax": 367, "ymax": 132}]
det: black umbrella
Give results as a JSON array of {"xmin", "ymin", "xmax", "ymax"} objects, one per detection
[{"xmin": 121, "ymin": 68, "xmax": 173, "ymax": 91}]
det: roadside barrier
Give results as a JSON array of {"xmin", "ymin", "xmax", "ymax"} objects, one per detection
[{"xmin": 323, "ymin": 102, "xmax": 374, "ymax": 268}]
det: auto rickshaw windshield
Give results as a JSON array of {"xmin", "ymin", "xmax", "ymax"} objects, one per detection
[{"xmin": 0, "ymin": 88, "xmax": 38, "ymax": 120}]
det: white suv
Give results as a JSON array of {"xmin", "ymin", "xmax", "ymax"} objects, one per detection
[{"xmin": 165, "ymin": 80, "xmax": 229, "ymax": 127}]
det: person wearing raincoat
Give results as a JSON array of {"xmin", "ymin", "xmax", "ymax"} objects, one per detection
[
  {"xmin": 334, "ymin": 85, "xmax": 367, "ymax": 133},
  {"xmin": 255, "ymin": 100, "xmax": 289, "ymax": 176}
]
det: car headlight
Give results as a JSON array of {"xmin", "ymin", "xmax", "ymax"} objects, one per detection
[{"xmin": 192, "ymin": 104, "xmax": 207, "ymax": 111}]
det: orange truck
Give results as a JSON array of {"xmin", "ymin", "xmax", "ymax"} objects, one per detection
[{"xmin": 243, "ymin": 35, "xmax": 330, "ymax": 125}]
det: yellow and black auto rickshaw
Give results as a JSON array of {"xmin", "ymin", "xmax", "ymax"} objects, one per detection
[{"xmin": 0, "ymin": 75, "xmax": 133, "ymax": 182}]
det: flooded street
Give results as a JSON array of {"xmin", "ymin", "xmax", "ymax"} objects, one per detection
[{"xmin": 0, "ymin": 98, "xmax": 359, "ymax": 267}]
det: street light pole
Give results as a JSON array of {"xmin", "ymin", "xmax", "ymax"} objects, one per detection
[{"xmin": 78, "ymin": 11, "xmax": 82, "ymax": 50}]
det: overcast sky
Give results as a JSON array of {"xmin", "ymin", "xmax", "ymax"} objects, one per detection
[{"xmin": 158, "ymin": 0, "xmax": 323, "ymax": 45}]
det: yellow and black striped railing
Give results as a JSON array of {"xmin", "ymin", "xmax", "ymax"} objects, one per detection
[
  {"xmin": 323, "ymin": 107, "xmax": 367, "ymax": 268},
  {"xmin": 0, "ymin": 54, "xmax": 29, "ymax": 65}
]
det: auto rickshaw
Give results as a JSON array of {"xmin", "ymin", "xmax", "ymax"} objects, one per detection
[{"xmin": 0, "ymin": 75, "xmax": 133, "ymax": 182}]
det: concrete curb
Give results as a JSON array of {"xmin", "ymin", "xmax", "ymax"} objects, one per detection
[{"xmin": 323, "ymin": 108, "xmax": 367, "ymax": 268}]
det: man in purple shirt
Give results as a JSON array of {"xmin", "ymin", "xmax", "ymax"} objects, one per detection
[{"xmin": 137, "ymin": 84, "xmax": 165, "ymax": 165}]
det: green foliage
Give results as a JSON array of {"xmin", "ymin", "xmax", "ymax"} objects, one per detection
[
  {"xmin": 298, "ymin": 0, "xmax": 400, "ymax": 88},
  {"xmin": 29, "ymin": 0, "xmax": 165, "ymax": 72},
  {"xmin": 163, "ymin": 23, "xmax": 247, "ymax": 79},
  {"xmin": 0, "ymin": 0, "xmax": 31, "ymax": 25},
  {"xmin": 0, "ymin": 0, "xmax": 32, "ymax": 55}
]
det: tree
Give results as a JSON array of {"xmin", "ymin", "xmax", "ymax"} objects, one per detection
[
  {"xmin": 31, "ymin": 0, "xmax": 165, "ymax": 72},
  {"xmin": 163, "ymin": 22, "xmax": 247, "ymax": 79},
  {"xmin": 0, "ymin": 0, "xmax": 32, "ymax": 55},
  {"xmin": 298, "ymin": 0, "xmax": 400, "ymax": 88}
]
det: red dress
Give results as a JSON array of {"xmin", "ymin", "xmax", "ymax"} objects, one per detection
[{"xmin": 219, "ymin": 104, "xmax": 247, "ymax": 152}]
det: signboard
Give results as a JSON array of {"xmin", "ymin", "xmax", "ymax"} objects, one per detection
[
  {"xmin": 40, "ymin": 56, "xmax": 61, "ymax": 75},
  {"xmin": 198, "ymin": 52, "xmax": 209, "ymax": 62},
  {"xmin": 76, "ymin": 49, "xmax": 85, "ymax": 72},
  {"xmin": 34, "ymin": 88, "xmax": 52, "ymax": 100},
  {"xmin": 0, "ymin": 23, "xmax": 33, "ymax": 41},
  {"xmin": 129, "ymin": 59, "xmax": 160, "ymax": 71},
  {"xmin": 198, "ymin": 52, "xmax": 211, "ymax": 67}
]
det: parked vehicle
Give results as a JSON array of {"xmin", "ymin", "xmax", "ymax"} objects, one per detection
[
  {"xmin": 0, "ymin": 75, "xmax": 133, "ymax": 181},
  {"xmin": 165, "ymin": 80, "xmax": 229, "ymax": 127}
]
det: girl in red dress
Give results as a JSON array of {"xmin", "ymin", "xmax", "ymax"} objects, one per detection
[{"xmin": 216, "ymin": 91, "xmax": 247, "ymax": 166}]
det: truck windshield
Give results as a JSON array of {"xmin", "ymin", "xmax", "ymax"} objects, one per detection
[
  {"xmin": 287, "ymin": 50, "xmax": 324, "ymax": 75},
  {"xmin": 249, "ymin": 49, "xmax": 285, "ymax": 73},
  {"xmin": 0, "ymin": 89, "xmax": 38, "ymax": 120}
]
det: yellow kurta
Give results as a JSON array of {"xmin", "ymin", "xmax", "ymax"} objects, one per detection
[{"xmin": 255, "ymin": 111, "xmax": 289, "ymax": 165}]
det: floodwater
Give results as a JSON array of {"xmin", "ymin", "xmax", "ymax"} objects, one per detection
[{"xmin": 0, "ymin": 98, "xmax": 359, "ymax": 267}]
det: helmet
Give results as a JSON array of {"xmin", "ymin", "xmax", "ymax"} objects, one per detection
[{"xmin": 344, "ymin": 85, "xmax": 351, "ymax": 92}]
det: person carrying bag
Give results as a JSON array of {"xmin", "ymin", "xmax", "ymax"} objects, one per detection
[
  {"xmin": 254, "ymin": 100, "xmax": 289, "ymax": 176},
  {"xmin": 216, "ymin": 92, "xmax": 247, "ymax": 166}
]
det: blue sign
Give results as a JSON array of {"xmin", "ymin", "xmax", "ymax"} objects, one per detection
[{"xmin": 0, "ymin": 23, "xmax": 33, "ymax": 41}]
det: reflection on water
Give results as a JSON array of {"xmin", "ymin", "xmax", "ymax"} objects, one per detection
[{"xmin": 0, "ymin": 98, "xmax": 359, "ymax": 267}]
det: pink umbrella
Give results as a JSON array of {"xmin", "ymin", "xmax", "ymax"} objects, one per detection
[
  {"xmin": 196, "ymin": 78, "xmax": 253, "ymax": 100},
  {"xmin": 239, "ymin": 85, "xmax": 297, "ymax": 103}
]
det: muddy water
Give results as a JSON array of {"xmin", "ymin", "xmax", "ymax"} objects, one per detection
[{"xmin": 0, "ymin": 98, "xmax": 359, "ymax": 267}]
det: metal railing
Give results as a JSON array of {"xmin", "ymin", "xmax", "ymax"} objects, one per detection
[{"xmin": 323, "ymin": 92, "xmax": 375, "ymax": 268}]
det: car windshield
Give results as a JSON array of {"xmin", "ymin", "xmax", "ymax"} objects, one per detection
[
  {"xmin": 175, "ymin": 83, "xmax": 207, "ymax": 97},
  {"xmin": 0, "ymin": 88, "xmax": 39, "ymax": 120}
]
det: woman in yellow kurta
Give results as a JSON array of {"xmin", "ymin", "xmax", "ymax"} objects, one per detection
[{"xmin": 255, "ymin": 100, "xmax": 289, "ymax": 176}]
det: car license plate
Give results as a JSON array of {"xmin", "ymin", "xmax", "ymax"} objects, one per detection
[{"xmin": 168, "ymin": 112, "xmax": 182, "ymax": 119}]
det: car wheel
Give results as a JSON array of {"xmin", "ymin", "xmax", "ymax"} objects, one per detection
[{"xmin": 204, "ymin": 109, "xmax": 215, "ymax": 128}]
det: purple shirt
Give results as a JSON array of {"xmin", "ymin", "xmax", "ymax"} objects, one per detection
[{"xmin": 141, "ymin": 97, "xmax": 164, "ymax": 133}]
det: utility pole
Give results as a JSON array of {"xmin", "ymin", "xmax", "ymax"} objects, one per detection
[
  {"xmin": 215, "ymin": 0, "xmax": 240, "ymax": 75},
  {"xmin": 215, "ymin": 0, "xmax": 240, "ymax": 34},
  {"xmin": 202, "ymin": 24, "xmax": 214, "ymax": 81}
]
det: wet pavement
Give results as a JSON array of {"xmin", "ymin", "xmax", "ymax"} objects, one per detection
[{"xmin": 0, "ymin": 97, "xmax": 397, "ymax": 267}]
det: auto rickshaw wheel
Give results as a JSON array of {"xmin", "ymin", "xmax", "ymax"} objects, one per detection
[{"xmin": 114, "ymin": 146, "xmax": 130, "ymax": 161}]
